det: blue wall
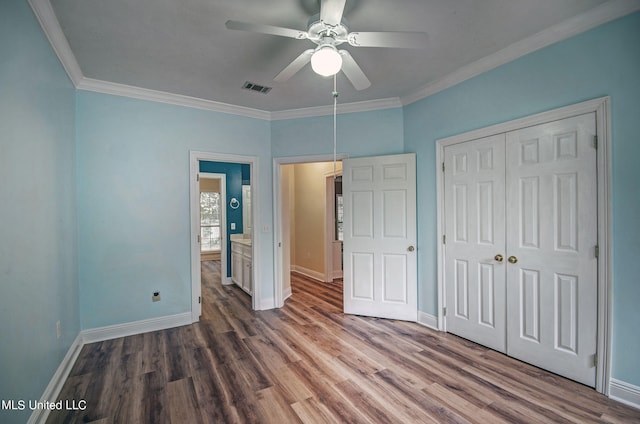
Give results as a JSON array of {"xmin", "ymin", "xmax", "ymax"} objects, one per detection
[
  {"xmin": 403, "ymin": 12, "xmax": 640, "ymax": 386},
  {"xmin": 271, "ymin": 107, "xmax": 405, "ymax": 158},
  {"xmin": 76, "ymin": 92, "xmax": 271, "ymax": 329},
  {"xmin": 200, "ymin": 161, "xmax": 249, "ymax": 277},
  {"xmin": 0, "ymin": 1, "xmax": 78, "ymax": 423}
]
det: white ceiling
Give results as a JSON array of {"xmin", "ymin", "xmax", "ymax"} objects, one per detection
[{"xmin": 44, "ymin": 0, "xmax": 633, "ymax": 115}]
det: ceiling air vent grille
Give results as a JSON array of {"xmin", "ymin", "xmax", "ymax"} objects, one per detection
[{"xmin": 242, "ymin": 81, "xmax": 272, "ymax": 94}]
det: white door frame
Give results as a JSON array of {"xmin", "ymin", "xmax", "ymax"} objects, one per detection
[
  {"xmin": 273, "ymin": 154, "xmax": 348, "ymax": 308},
  {"xmin": 435, "ymin": 97, "xmax": 612, "ymax": 394},
  {"xmin": 190, "ymin": 151, "xmax": 260, "ymax": 321},
  {"xmin": 198, "ymin": 172, "xmax": 227, "ymax": 284},
  {"xmin": 325, "ymin": 171, "xmax": 343, "ymax": 282}
]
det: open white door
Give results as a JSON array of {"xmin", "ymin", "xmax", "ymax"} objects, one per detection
[{"xmin": 343, "ymin": 153, "xmax": 417, "ymax": 321}]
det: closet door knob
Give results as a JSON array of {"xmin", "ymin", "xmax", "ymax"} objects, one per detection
[
  {"xmin": 508, "ymin": 256, "xmax": 518, "ymax": 264},
  {"xmin": 494, "ymin": 254, "xmax": 504, "ymax": 262},
  {"xmin": 407, "ymin": 246, "xmax": 415, "ymax": 252}
]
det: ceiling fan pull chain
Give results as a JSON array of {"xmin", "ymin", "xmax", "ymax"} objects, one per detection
[{"xmin": 333, "ymin": 74, "xmax": 339, "ymax": 179}]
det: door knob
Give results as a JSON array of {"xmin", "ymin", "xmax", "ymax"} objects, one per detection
[
  {"xmin": 407, "ymin": 246, "xmax": 415, "ymax": 252},
  {"xmin": 508, "ymin": 255, "xmax": 518, "ymax": 264},
  {"xmin": 494, "ymin": 254, "xmax": 504, "ymax": 262}
]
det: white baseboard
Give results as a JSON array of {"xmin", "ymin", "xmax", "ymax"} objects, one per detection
[
  {"xmin": 417, "ymin": 311, "xmax": 439, "ymax": 331},
  {"xmin": 291, "ymin": 265, "xmax": 325, "ymax": 282},
  {"xmin": 609, "ymin": 378, "xmax": 640, "ymax": 410},
  {"xmin": 80, "ymin": 312, "xmax": 192, "ymax": 344},
  {"xmin": 27, "ymin": 334, "xmax": 84, "ymax": 424},
  {"xmin": 222, "ymin": 276, "xmax": 233, "ymax": 286}
]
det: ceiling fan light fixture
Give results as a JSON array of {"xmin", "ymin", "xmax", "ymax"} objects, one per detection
[{"xmin": 311, "ymin": 45, "xmax": 342, "ymax": 77}]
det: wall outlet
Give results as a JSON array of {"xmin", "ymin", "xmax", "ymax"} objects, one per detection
[
  {"xmin": 56, "ymin": 321, "xmax": 61, "ymax": 339},
  {"xmin": 231, "ymin": 222, "xmax": 236, "ymax": 230},
  {"xmin": 152, "ymin": 291, "xmax": 161, "ymax": 302}
]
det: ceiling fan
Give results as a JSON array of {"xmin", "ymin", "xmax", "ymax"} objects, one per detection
[{"xmin": 225, "ymin": 0, "xmax": 428, "ymax": 90}]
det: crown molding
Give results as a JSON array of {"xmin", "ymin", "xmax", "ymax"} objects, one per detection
[
  {"xmin": 28, "ymin": 0, "xmax": 83, "ymax": 85},
  {"xmin": 270, "ymin": 97, "xmax": 403, "ymax": 121},
  {"xmin": 76, "ymin": 77, "xmax": 271, "ymax": 120},
  {"xmin": 401, "ymin": 0, "xmax": 640, "ymax": 106}
]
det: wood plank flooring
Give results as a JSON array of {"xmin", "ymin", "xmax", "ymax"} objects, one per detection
[{"xmin": 47, "ymin": 260, "xmax": 640, "ymax": 423}]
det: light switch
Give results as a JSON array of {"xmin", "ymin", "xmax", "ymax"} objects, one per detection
[{"xmin": 231, "ymin": 223, "xmax": 236, "ymax": 230}]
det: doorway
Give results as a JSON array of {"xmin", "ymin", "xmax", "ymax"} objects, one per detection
[
  {"xmin": 190, "ymin": 151, "xmax": 259, "ymax": 320},
  {"xmin": 199, "ymin": 172, "xmax": 226, "ymax": 283},
  {"xmin": 273, "ymin": 155, "xmax": 347, "ymax": 308},
  {"xmin": 274, "ymin": 153, "xmax": 419, "ymax": 323}
]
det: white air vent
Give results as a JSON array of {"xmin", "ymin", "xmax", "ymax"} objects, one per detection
[{"xmin": 242, "ymin": 81, "xmax": 272, "ymax": 94}]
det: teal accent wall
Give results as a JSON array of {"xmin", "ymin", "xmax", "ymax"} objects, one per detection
[
  {"xmin": 76, "ymin": 92, "xmax": 271, "ymax": 329},
  {"xmin": 403, "ymin": 12, "xmax": 640, "ymax": 386},
  {"xmin": 0, "ymin": 1, "xmax": 78, "ymax": 423}
]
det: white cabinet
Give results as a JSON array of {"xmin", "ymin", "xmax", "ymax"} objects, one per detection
[{"xmin": 231, "ymin": 240, "xmax": 252, "ymax": 295}]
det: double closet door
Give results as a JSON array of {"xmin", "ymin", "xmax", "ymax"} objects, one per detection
[{"xmin": 443, "ymin": 113, "xmax": 598, "ymax": 387}]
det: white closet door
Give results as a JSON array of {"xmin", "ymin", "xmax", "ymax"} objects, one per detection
[
  {"xmin": 444, "ymin": 134, "xmax": 507, "ymax": 352},
  {"xmin": 505, "ymin": 113, "xmax": 598, "ymax": 386}
]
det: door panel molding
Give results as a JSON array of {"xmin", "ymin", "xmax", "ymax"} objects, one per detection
[
  {"xmin": 343, "ymin": 153, "xmax": 418, "ymax": 321},
  {"xmin": 436, "ymin": 97, "xmax": 611, "ymax": 394}
]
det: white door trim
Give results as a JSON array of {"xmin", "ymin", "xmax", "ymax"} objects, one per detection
[
  {"xmin": 325, "ymin": 171, "xmax": 343, "ymax": 282},
  {"xmin": 190, "ymin": 151, "xmax": 260, "ymax": 320},
  {"xmin": 435, "ymin": 97, "xmax": 612, "ymax": 394},
  {"xmin": 273, "ymin": 154, "xmax": 349, "ymax": 308},
  {"xmin": 199, "ymin": 172, "xmax": 227, "ymax": 284}
]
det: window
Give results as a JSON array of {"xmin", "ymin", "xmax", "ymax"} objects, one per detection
[{"xmin": 200, "ymin": 192, "xmax": 221, "ymax": 251}]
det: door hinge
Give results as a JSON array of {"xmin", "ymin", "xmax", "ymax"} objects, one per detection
[
  {"xmin": 442, "ymin": 162, "xmax": 445, "ymax": 172},
  {"xmin": 197, "ymin": 174, "xmax": 200, "ymax": 182},
  {"xmin": 595, "ymin": 245, "xmax": 599, "ymax": 258},
  {"xmin": 443, "ymin": 307, "xmax": 447, "ymax": 316},
  {"xmin": 594, "ymin": 135, "xmax": 598, "ymax": 149},
  {"xmin": 592, "ymin": 353, "xmax": 597, "ymax": 367},
  {"xmin": 443, "ymin": 234, "xmax": 446, "ymax": 244},
  {"xmin": 197, "ymin": 234, "xmax": 201, "ymax": 243},
  {"xmin": 198, "ymin": 296, "xmax": 201, "ymax": 304}
]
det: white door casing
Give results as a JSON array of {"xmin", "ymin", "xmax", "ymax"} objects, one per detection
[
  {"xmin": 443, "ymin": 134, "xmax": 507, "ymax": 353},
  {"xmin": 505, "ymin": 113, "xmax": 598, "ymax": 386},
  {"xmin": 437, "ymin": 97, "xmax": 611, "ymax": 394},
  {"xmin": 441, "ymin": 111, "xmax": 599, "ymax": 388},
  {"xmin": 190, "ymin": 151, "xmax": 260, "ymax": 319},
  {"xmin": 343, "ymin": 153, "xmax": 417, "ymax": 321}
]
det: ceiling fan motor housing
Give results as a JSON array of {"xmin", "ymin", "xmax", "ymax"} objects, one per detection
[{"xmin": 307, "ymin": 14, "xmax": 349, "ymax": 46}]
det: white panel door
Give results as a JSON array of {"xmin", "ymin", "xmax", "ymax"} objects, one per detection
[
  {"xmin": 505, "ymin": 113, "xmax": 598, "ymax": 386},
  {"xmin": 444, "ymin": 134, "xmax": 507, "ymax": 352},
  {"xmin": 343, "ymin": 153, "xmax": 417, "ymax": 321}
]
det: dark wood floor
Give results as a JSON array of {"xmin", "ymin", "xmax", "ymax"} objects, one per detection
[{"xmin": 47, "ymin": 260, "xmax": 640, "ymax": 423}]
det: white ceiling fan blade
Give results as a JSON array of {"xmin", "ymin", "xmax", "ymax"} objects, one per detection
[
  {"xmin": 320, "ymin": 0, "xmax": 347, "ymax": 26},
  {"xmin": 274, "ymin": 49, "xmax": 314, "ymax": 82},
  {"xmin": 347, "ymin": 31, "xmax": 428, "ymax": 48},
  {"xmin": 225, "ymin": 20, "xmax": 308, "ymax": 40},
  {"xmin": 339, "ymin": 50, "xmax": 370, "ymax": 91}
]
